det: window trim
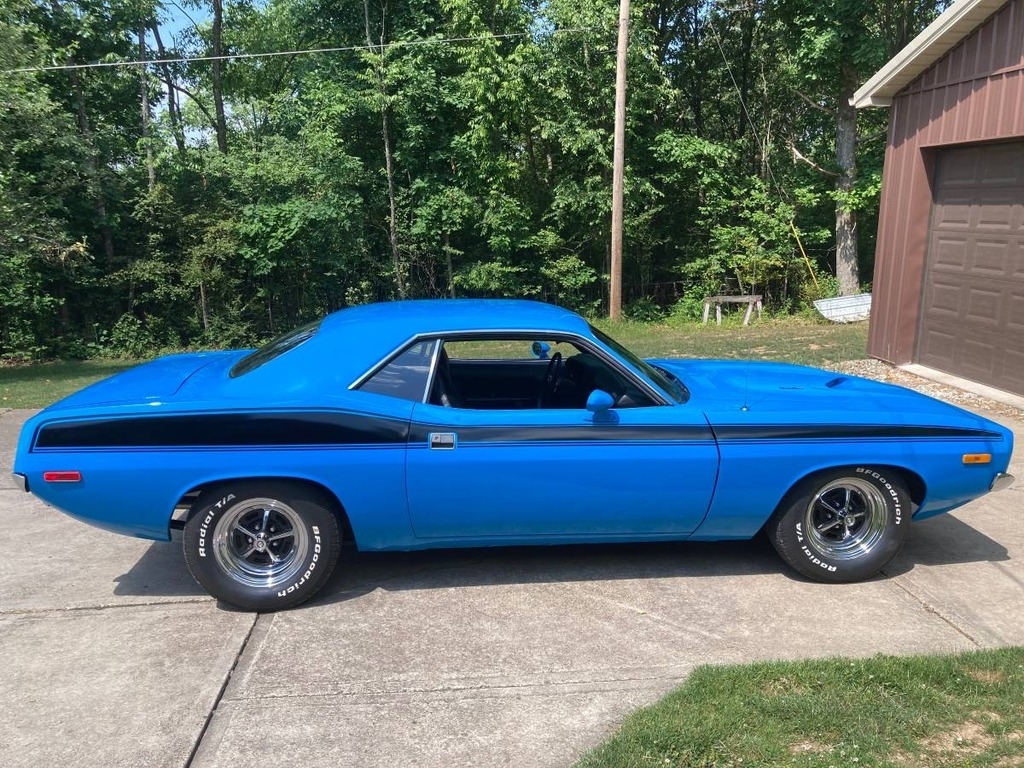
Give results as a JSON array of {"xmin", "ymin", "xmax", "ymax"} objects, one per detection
[
  {"xmin": 350, "ymin": 329, "xmax": 674, "ymax": 408},
  {"xmin": 352, "ymin": 337, "xmax": 439, "ymax": 403}
]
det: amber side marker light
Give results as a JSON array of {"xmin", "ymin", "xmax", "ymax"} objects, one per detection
[
  {"xmin": 43, "ymin": 470, "xmax": 82, "ymax": 483},
  {"xmin": 962, "ymin": 454, "xmax": 992, "ymax": 465}
]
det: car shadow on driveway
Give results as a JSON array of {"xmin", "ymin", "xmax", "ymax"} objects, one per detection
[
  {"xmin": 109, "ymin": 514, "xmax": 1008, "ymax": 604},
  {"xmin": 882, "ymin": 513, "xmax": 1010, "ymax": 576},
  {"xmin": 112, "ymin": 532, "xmax": 207, "ymax": 598}
]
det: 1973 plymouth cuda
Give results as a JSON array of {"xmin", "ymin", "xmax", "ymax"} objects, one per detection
[{"xmin": 12, "ymin": 300, "xmax": 1015, "ymax": 610}]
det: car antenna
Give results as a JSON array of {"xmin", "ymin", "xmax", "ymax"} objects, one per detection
[{"xmin": 741, "ymin": 358, "xmax": 750, "ymax": 412}]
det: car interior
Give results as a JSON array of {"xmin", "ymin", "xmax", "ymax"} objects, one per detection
[{"xmin": 430, "ymin": 339, "xmax": 656, "ymax": 410}]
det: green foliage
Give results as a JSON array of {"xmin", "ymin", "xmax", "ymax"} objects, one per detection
[
  {"xmin": 623, "ymin": 297, "xmax": 665, "ymax": 323},
  {"xmin": 108, "ymin": 314, "xmax": 156, "ymax": 359},
  {"xmin": 454, "ymin": 257, "xmax": 539, "ymax": 297},
  {"xmin": 0, "ymin": 0, "xmax": 950, "ymax": 357},
  {"xmin": 539, "ymin": 252, "xmax": 599, "ymax": 309}
]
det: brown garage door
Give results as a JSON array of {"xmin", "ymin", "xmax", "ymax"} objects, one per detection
[{"xmin": 918, "ymin": 142, "xmax": 1024, "ymax": 396}]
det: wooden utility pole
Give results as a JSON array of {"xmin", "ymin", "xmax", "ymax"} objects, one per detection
[{"xmin": 609, "ymin": 0, "xmax": 629, "ymax": 320}]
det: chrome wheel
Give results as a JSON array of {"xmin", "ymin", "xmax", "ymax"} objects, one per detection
[
  {"xmin": 804, "ymin": 477, "xmax": 888, "ymax": 561},
  {"xmin": 211, "ymin": 497, "xmax": 309, "ymax": 589}
]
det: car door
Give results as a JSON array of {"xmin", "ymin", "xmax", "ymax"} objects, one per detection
[{"xmin": 405, "ymin": 400, "xmax": 719, "ymax": 539}]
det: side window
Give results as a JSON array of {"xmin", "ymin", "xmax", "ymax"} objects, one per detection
[
  {"xmin": 429, "ymin": 336, "xmax": 657, "ymax": 410},
  {"xmin": 443, "ymin": 339, "xmax": 579, "ymax": 361},
  {"xmin": 358, "ymin": 340, "xmax": 437, "ymax": 402}
]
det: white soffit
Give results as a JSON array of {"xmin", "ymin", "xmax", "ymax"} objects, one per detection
[{"xmin": 852, "ymin": 0, "xmax": 1008, "ymax": 108}]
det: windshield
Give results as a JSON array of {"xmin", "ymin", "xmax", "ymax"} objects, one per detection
[
  {"xmin": 589, "ymin": 324, "xmax": 689, "ymax": 403},
  {"xmin": 230, "ymin": 319, "xmax": 321, "ymax": 378}
]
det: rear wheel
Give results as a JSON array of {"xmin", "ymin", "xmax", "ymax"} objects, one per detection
[
  {"xmin": 767, "ymin": 467, "xmax": 911, "ymax": 583},
  {"xmin": 184, "ymin": 481, "xmax": 341, "ymax": 611}
]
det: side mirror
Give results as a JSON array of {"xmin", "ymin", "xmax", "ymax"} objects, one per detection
[
  {"xmin": 585, "ymin": 389, "xmax": 615, "ymax": 413},
  {"xmin": 530, "ymin": 341, "xmax": 551, "ymax": 360}
]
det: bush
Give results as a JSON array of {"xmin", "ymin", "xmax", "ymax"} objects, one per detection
[
  {"xmin": 624, "ymin": 297, "xmax": 666, "ymax": 323},
  {"xmin": 108, "ymin": 314, "xmax": 157, "ymax": 358}
]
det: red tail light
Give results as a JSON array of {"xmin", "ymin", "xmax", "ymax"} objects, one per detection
[{"xmin": 43, "ymin": 471, "xmax": 82, "ymax": 483}]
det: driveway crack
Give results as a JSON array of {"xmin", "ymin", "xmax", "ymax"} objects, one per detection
[
  {"xmin": 183, "ymin": 611, "xmax": 260, "ymax": 768},
  {"xmin": 884, "ymin": 571, "xmax": 981, "ymax": 648}
]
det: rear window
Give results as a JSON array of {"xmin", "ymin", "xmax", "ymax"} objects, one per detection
[
  {"xmin": 358, "ymin": 340, "xmax": 437, "ymax": 401},
  {"xmin": 229, "ymin": 320, "xmax": 321, "ymax": 378}
]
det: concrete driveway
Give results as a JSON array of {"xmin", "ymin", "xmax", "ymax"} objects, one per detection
[{"xmin": 2, "ymin": 407, "xmax": 1022, "ymax": 768}]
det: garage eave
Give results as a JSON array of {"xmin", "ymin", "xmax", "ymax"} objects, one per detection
[{"xmin": 852, "ymin": 0, "xmax": 1008, "ymax": 109}]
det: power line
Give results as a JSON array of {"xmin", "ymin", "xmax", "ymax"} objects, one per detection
[
  {"xmin": 6, "ymin": 26, "xmax": 603, "ymax": 75},
  {"xmin": 704, "ymin": 13, "xmax": 786, "ymax": 202}
]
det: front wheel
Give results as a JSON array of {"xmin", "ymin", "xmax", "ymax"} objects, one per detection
[
  {"xmin": 767, "ymin": 467, "xmax": 911, "ymax": 583},
  {"xmin": 183, "ymin": 481, "xmax": 341, "ymax": 611}
]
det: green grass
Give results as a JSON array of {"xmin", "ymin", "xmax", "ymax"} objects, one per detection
[
  {"xmin": 0, "ymin": 318, "xmax": 868, "ymax": 409},
  {"xmin": 0, "ymin": 359, "xmax": 135, "ymax": 409},
  {"xmin": 591, "ymin": 316, "xmax": 869, "ymax": 366},
  {"xmin": 576, "ymin": 648, "xmax": 1024, "ymax": 768}
]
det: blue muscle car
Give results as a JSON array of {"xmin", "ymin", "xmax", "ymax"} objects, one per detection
[{"xmin": 12, "ymin": 300, "xmax": 1015, "ymax": 611}]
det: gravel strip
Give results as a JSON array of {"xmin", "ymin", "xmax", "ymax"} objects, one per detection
[{"xmin": 828, "ymin": 359, "xmax": 1023, "ymax": 421}]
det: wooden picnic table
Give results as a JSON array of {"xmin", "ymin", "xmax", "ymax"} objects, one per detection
[{"xmin": 702, "ymin": 294, "xmax": 763, "ymax": 326}]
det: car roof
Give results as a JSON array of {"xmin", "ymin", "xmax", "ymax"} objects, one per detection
[
  {"xmin": 252, "ymin": 299, "xmax": 594, "ymax": 394},
  {"xmin": 320, "ymin": 299, "xmax": 590, "ymax": 339}
]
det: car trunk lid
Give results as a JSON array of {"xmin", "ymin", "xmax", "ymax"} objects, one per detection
[{"xmin": 46, "ymin": 351, "xmax": 243, "ymax": 410}]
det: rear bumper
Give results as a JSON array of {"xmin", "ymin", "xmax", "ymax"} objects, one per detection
[
  {"xmin": 991, "ymin": 472, "xmax": 1015, "ymax": 493},
  {"xmin": 11, "ymin": 473, "xmax": 27, "ymax": 492}
]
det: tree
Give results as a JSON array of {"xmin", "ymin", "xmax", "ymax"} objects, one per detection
[
  {"xmin": 781, "ymin": 0, "xmax": 950, "ymax": 295},
  {"xmin": 0, "ymin": 5, "xmax": 87, "ymax": 355}
]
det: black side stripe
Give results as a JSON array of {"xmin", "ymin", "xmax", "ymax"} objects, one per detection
[
  {"xmin": 34, "ymin": 412, "xmax": 409, "ymax": 449},
  {"xmin": 407, "ymin": 423, "xmax": 1000, "ymax": 446},
  {"xmin": 408, "ymin": 423, "xmax": 715, "ymax": 444},
  {"xmin": 711, "ymin": 424, "xmax": 1004, "ymax": 442},
  {"xmin": 34, "ymin": 413, "xmax": 1001, "ymax": 451}
]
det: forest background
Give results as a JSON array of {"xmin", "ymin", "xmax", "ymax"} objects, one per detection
[{"xmin": 0, "ymin": 0, "xmax": 952, "ymax": 360}]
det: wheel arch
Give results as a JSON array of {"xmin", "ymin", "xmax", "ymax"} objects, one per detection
[
  {"xmin": 173, "ymin": 476, "xmax": 356, "ymax": 544},
  {"xmin": 765, "ymin": 462, "xmax": 918, "ymax": 583},
  {"xmin": 770, "ymin": 463, "xmax": 926, "ymax": 521}
]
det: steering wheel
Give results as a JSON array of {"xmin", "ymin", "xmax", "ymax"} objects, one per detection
[{"xmin": 537, "ymin": 352, "xmax": 563, "ymax": 408}]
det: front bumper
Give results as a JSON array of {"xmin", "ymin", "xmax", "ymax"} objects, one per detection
[
  {"xmin": 991, "ymin": 472, "xmax": 1015, "ymax": 493},
  {"xmin": 11, "ymin": 472, "xmax": 28, "ymax": 492}
]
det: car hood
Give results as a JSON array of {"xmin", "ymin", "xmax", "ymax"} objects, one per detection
[
  {"xmin": 649, "ymin": 358, "xmax": 998, "ymax": 429},
  {"xmin": 46, "ymin": 351, "xmax": 244, "ymax": 411}
]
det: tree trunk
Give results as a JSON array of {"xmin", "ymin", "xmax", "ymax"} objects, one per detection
[
  {"xmin": 211, "ymin": 0, "xmax": 228, "ymax": 153},
  {"xmin": 70, "ymin": 71, "xmax": 115, "ymax": 264},
  {"xmin": 138, "ymin": 25, "xmax": 155, "ymax": 191},
  {"xmin": 49, "ymin": 0, "xmax": 115, "ymax": 264},
  {"xmin": 445, "ymin": 232, "xmax": 455, "ymax": 298},
  {"xmin": 364, "ymin": 0, "xmax": 405, "ymax": 298},
  {"xmin": 835, "ymin": 65, "xmax": 859, "ymax": 296},
  {"xmin": 199, "ymin": 281, "xmax": 210, "ymax": 332},
  {"xmin": 151, "ymin": 24, "xmax": 186, "ymax": 153}
]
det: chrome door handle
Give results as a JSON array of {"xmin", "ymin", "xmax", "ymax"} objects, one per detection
[{"xmin": 428, "ymin": 432, "xmax": 457, "ymax": 450}]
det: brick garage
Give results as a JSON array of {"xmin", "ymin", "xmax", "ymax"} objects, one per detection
[{"xmin": 854, "ymin": 0, "xmax": 1024, "ymax": 396}]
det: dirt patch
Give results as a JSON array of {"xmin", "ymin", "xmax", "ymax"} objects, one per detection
[
  {"xmin": 919, "ymin": 718, "xmax": 993, "ymax": 755},
  {"xmin": 964, "ymin": 668, "xmax": 1007, "ymax": 685},
  {"xmin": 893, "ymin": 714, "xmax": 1023, "ymax": 766},
  {"xmin": 788, "ymin": 740, "xmax": 831, "ymax": 756},
  {"xmin": 761, "ymin": 675, "xmax": 808, "ymax": 697}
]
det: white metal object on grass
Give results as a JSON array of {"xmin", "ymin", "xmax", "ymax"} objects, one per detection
[{"xmin": 814, "ymin": 293, "xmax": 872, "ymax": 323}]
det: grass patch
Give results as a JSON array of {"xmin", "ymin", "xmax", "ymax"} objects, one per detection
[
  {"xmin": 591, "ymin": 317, "xmax": 869, "ymax": 366},
  {"xmin": 0, "ymin": 360, "xmax": 135, "ymax": 409},
  {"xmin": 575, "ymin": 647, "xmax": 1024, "ymax": 768}
]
